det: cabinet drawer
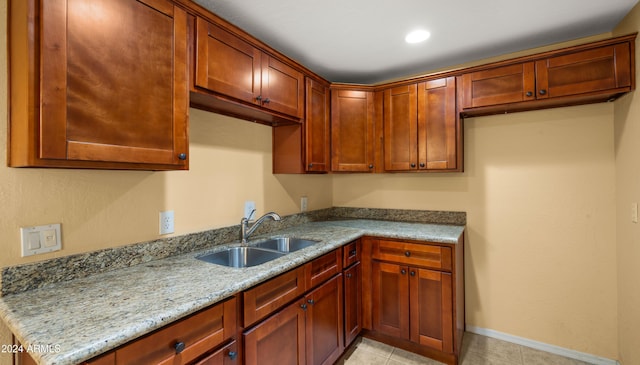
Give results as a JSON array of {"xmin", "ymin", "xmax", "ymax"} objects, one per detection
[
  {"xmin": 343, "ymin": 240, "xmax": 361, "ymax": 268},
  {"xmin": 372, "ymin": 239, "xmax": 452, "ymax": 271},
  {"xmin": 193, "ymin": 339, "xmax": 238, "ymax": 365},
  {"xmin": 243, "ymin": 266, "xmax": 306, "ymax": 327},
  {"xmin": 306, "ymin": 249, "xmax": 342, "ymax": 289},
  {"xmin": 115, "ymin": 296, "xmax": 236, "ymax": 365}
]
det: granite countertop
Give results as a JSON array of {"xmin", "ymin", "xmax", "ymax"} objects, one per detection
[{"xmin": 0, "ymin": 219, "xmax": 464, "ymax": 365}]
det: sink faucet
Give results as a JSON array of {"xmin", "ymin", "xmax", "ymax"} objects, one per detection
[{"xmin": 241, "ymin": 210, "xmax": 282, "ymax": 244}]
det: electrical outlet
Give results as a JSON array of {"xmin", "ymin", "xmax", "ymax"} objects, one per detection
[
  {"xmin": 632, "ymin": 203, "xmax": 638, "ymax": 223},
  {"xmin": 300, "ymin": 196, "xmax": 308, "ymax": 212},
  {"xmin": 159, "ymin": 210, "xmax": 175, "ymax": 235},
  {"xmin": 244, "ymin": 201, "xmax": 256, "ymax": 219}
]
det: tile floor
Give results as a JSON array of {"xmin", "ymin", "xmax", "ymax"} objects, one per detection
[{"xmin": 338, "ymin": 333, "xmax": 595, "ymax": 365}]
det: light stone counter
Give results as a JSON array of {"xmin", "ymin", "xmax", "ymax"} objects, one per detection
[{"xmin": 0, "ymin": 220, "xmax": 464, "ymax": 365}]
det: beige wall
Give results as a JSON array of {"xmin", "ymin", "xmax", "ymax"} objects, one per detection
[
  {"xmin": 614, "ymin": 4, "xmax": 640, "ymax": 365},
  {"xmin": 334, "ymin": 104, "xmax": 619, "ymax": 359}
]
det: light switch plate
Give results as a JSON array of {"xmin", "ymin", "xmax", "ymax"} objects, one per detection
[{"xmin": 21, "ymin": 223, "xmax": 62, "ymax": 257}]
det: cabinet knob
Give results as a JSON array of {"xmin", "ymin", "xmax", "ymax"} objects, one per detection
[
  {"xmin": 349, "ymin": 249, "xmax": 357, "ymax": 256},
  {"xmin": 410, "ymin": 163, "xmax": 416, "ymax": 168},
  {"xmin": 178, "ymin": 153, "xmax": 187, "ymax": 160},
  {"xmin": 539, "ymin": 89, "xmax": 547, "ymax": 95},
  {"xmin": 401, "ymin": 269, "xmax": 406, "ymax": 275},
  {"xmin": 410, "ymin": 271, "xmax": 416, "ymax": 277},
  {"xmin": 368, "ymin": 164, "xmax": 374, "ymax": 169},
  {"xmin": 263, "ymin": 98, "xmax": 271, "ymax": 104},
  {"xmin": 256, "ymin": 95, "xmax": 262, "ymax": 101},
  {"xmin": 174, "ymin": 341, "xmax": 186, "ymax": 354},
  {"xmin": 405, "ymin": 251, "xmax": 411, "ymax": 257},
  {"xmin": 346, "ymin": 273, "xmax": 352, "ymax": 278},
  {"xmin": 228, "ymin": 351, "xmax": 238, "ymax": 360},
  {"xmin": 419, "ymin": 163, "xmax": 425, "ymax": 168},
  {"xmin": 307, "ymin": 299, "xmax": 315, "ymax": 305},
  {"xmin": 300, "ymin": 303, "xmax": 308, "ymax": 310},
  {"xmin": 308, "ymin": 163, "xmax": 313, "ymax": 168},
  {"xmin": 526, "ymin": 91, "xmax": 533, "ymax": 97}
]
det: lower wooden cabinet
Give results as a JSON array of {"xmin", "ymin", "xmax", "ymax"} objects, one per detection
[
  {"xmin": 343, "ymin": 261, "xmax": 362, "ymax": 347},
  {"xmin": 243, "ymin": 274, "xmax": 344, "ymax": 365}
]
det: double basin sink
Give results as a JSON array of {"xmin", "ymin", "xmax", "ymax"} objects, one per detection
[{"xmin": 197, "ymin": 237, "xmax": 319, "ymax": 268}]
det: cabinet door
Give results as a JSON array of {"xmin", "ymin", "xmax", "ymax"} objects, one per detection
[
  {"xmin": 343, "ymin": 262, "xmax": 362, "ymax": 347},
  {"xmin": 371, "ymin": 261, "xmax": 410, "ymax": 339},
  {"xmin": 418, "ymin": 77, "xmax": 458, "ymax": 170},
  {"xmin": 460, "ymin": 63, "xmax": 536, "ymax": 109},
  {"xmin": 193, "ymin": 340, "xmax": 238, "ymax": 365},
  {"xmin": 37, "ymin": 0, "xmax": 188, "ymax": 167},
  {"xmin": 244, "ymin": 300, "xmax": 306, "ymax": 365},
  {"xmin": 305, "ymin": 78, "xmax": 331, "ymax": 172},
  {"xmin": 331, "ymin": 89, "xmax": 376, "ymax": 172},
  {"xmin": 383, "ymin": 84, "xmax": 418, "ymax": 171},
  {"xmin": 305, "ymin": 275, "xmax": 344, "ymax": 365},
  {"xmin": 535, "ymin": 43, "xmax": 632, "ymax": 99},
  {"xmin": 409, "ymin": 268, "xmax": 453, "ymax": 353},
  {"xmin": 261, "ymin": 56, "xmax": 304, "ymax": 118},
  {"xmin": 195, "ymin": 17, "xmax": 262, "ymax": 105}
]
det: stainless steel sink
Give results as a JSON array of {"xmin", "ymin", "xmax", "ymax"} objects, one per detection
[
  {"xmin": 255, "ymin": 237, "xmax": 319, "ymax": 253},
  {"xmin": 197, "ymin": 247, "xmax": 286, "ymax": 268}
]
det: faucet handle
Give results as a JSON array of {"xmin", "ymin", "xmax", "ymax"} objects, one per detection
[{"xmin": 246, "ymin": 209, "xmax": 256, "ymax": 221}]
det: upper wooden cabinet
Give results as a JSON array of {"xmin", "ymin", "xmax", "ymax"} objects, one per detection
[
  {"xmin": 8, "ymin": 0, "xmax": 189, "ymax": 170},
  {"xmin": 273, "ymin": 78, "xmax": 330, "ymax": 173},
  {"xmin": 193, "ymin": 17, "xmax": 304, "ymax": 122},
  {"xmin": 383, "ymin": 77, "xmax": 460, "ymax": 172},
  {"xmin": 459, "ymin": 34, "xmax": 635, "ymax": 116},
  {"xmin": 331, "ymin": 88, "xmax": 378, "ymax": 172}
]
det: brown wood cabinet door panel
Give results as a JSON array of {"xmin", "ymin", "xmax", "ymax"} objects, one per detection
[
  {"xmin": 40, "ymin": 0, "xmax": 188, "ymax": 166},
  {"xmin": 409, "ymin": 269, "xmax": 453, "ymax": 353},
  {"xmin": 383, "ymin": 84, "xmax": 418, "ymax": 171},
  {"xmin": 418, "ymin": 77, "xmax": 457, "ymax": 171},
  {"xmin": 305, "ymin": 78, "xmax": 331, "ymax": 172},
  {"xmin": 536, "ymin": 44, "xmax": 631, "ymax": 99},
  {"xmin": 262, "ymin": 56, "xmax": 304, "ymax": 118},
  {"xmin": 372, "ymin": 239, "xmax": 452, "ymax": 271},
  {"xmin": 331, "ymin": 89, "xmax": 375, "ymax": 172},
  {"xmin": 195, "ymin": 18, "xmax": 261, "ymax": 104},
  {"xmin": 243, "ymin": 301, "xmax": 306, "ymax": 365},
  {"xmin": 306, "ymin": 275, "xmax": 344, "ymax": 365},
  {"xmin": 115, "ymin": 297, "xmax": 236, "ymax": 365},
  {"xmin": 343, "ymin": 262, "xmax": 362, "ymax": 347},
  {"xmin": 305, "ymin": 249, "xmax": 342, "ymax": 290},
  {"xmin": 193, "ymin": 340, "xmax": 238, "ymax": 365},
  {"xmin": 460, "ymin": 63, "xmax": 535, "ymax": 109},
  {"xmin": 372, "ymin": 261, "xmax": 409, "ymax": 339},
  {"xmin": 243, "ymin": 266, "xmax": 307, "ymax": 327}
]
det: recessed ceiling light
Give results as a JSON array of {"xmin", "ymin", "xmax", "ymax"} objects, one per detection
[{"xmin": 405, "ymin": 30, "xmax": 431, "ymax": 44}]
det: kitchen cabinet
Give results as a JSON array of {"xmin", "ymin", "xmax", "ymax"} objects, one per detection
[
  {"xmin": 383, "ymin": 77, "xmax": 459, "ymax": 172},
  {"xmin": 362, "ymin": 237, "xmax": 464, "ymax": 365},
  {"xmin": 331, "ymin": 87, "xmax": 378, "ymax": 172},
  {"xmin": 193, "ymin": 17, "xmax": 304, "ymax": 122},
  {"xmin": 342, "ymin": 240, "xmax": 362, "ymax": 347},
  {"xmin": 243, "ymin": 250, "xmax": 344, "ymax": 365},
  {"xmin": 8, "ymin": 0, "xmax": 189, "ymax": 170},
  {"xmin": 273, "ymin": 78, "xmax": 331, "ymax": 173},
  {"xmin": 459, "ymin": 34, "xmax": 635, "ymax": 116},
  {"xmin": 81, "ymin": 296, "xmax": 238, "ymax": 365}
]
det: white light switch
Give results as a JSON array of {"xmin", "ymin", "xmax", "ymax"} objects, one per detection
[
  {"xmin": 632, "ymin": 203, "xmax": 638, "ymax": 223},
  {"xmin": 21, "ymin": 223, "xmax": 62, "ymax": 257}
]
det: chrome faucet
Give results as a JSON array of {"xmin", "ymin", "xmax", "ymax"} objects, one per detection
[{"xmin": 241, "ymin": 210, "xmax": 281, "ymax": 244}]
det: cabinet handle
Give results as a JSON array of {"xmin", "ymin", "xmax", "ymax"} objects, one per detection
[
  {"xmin": 178, "ymin": 153, "xmax": 187, "ymax": 160},
  {"xmin": 410, "ymin": 163, "xmax": 416, "ymax": 168},
  {"xmin": 401, "ymin": 269, "xmax": 406, "ymax": 275},
  {"xmin": 263, "ymin": 98, "xmax": 271, "ymax": 104},
  {"xmin": 410, "ymin": 271, "xmax": 416, "ymax": 277},
  {"xmin": 228, "ymin": 351, "xmax": 238, "ymax": 360},
  {"xmin": 174, "ymin": 341, "xmax": 186, "ymax": 354},
  {"xmin": 405, "ymin": 251, "xmax": 411, "ymax": 257},
  {"xmin": 308, "ymin": 163, "xmax": 313, "ymax": 168},
  {"xmin": 307, "ymin": 299, "xmax": 315, "ymax": 305},
  {"xmin": 346, "ymin": 273, "xmax": 352, "ymax": 278},
  {"xmin": 368, "ymin": 164, "xmax": 374, "ymax": 169},
  {"xmin": 300, "ymin": 303, "xmax": 307, "ymax": 310},
  {"xmin": 539, "ymin": 89, "xmax": 547, "ymax": 95},
  {"xmin": 349, "ymin": 249, "xmax": 357, "ymax": 256},
  {"xmin": 256, "ymin": 95, "xmax": 262, "ymax": 101},
  {"xmin": 526, "ymin": 91, "xmax": 533, "ymax": 97},
  {"xmin": 419, "ymin": 163, "xmax": 425, "ymax": 168}
]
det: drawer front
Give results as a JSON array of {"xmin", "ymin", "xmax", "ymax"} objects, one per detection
[
  {"xmin": 372, "ymin": 239, "xmax": 452, "ymax": 271},
  {"xmin": 306, "ymin": 249, "xmax": 342, "ymax": 290},
  {"xmin": 342, "ymin": 240, "xmax": 361, "ymax": 268},
  {"xmin": 243, "ymin": 266, "xmax": 306, "ymax": 327},
  {"xmin": 115, "ymin": 296, "xmax": 236, "ymax": 365},
  {"xmin": 193, "ymin": 339, "xmax": 238, "ymax": 365}
]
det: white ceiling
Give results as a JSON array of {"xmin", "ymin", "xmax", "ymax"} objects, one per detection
[{"xmin": 192, "ymin": 0, "xmax": 639, "ymax": 84}]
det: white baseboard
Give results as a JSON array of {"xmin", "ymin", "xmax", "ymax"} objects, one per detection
[{"xmin": 466, "ymin": 325, "xmax": 619, "ymax": 365}]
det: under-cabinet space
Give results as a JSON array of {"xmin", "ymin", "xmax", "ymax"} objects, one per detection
[{"xmin": 8, "ymin": 0, "xmax": 189, "ymax": 170}]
